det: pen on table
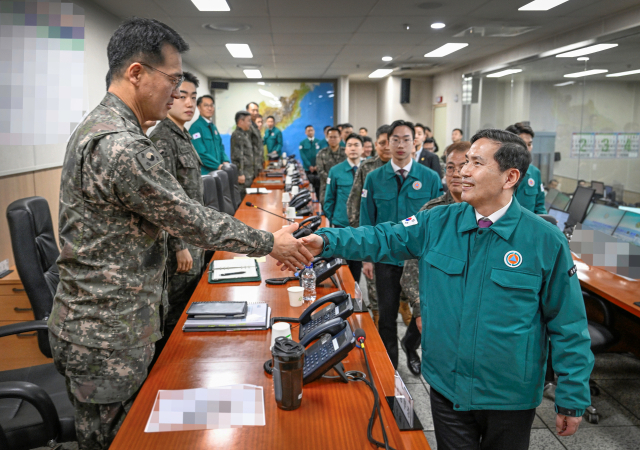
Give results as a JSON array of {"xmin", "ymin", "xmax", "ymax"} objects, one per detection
[{"xmin": 220, "ymin": 271, "xmax": 245, "ymax": 276}]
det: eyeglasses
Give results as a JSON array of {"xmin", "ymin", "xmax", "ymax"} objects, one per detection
[
  {"xmin": 138, "ymin": 62, "xmax": 184, "ymax": 91},
  {"xmin": 446, "ymin": 163, "xmax": 466, "ymax": 174},
  {"xmin": 390, "ymin": 137, "xmax": 413, "ymax": 146}
]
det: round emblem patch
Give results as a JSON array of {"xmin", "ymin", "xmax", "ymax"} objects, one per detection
[
  {"xmin": 504, "ymin": 251, "xmax": 522, "ymax": 268},
  {"xmin": 146, "ymin": 152, "xmax": 156, "ymax": 162},
  {"xmin": 528, "ymin": 178, "xmax": 535, "ymax": 187},
  {"xmin": 413, "ymin": 181, "xmax": 422, "ymax": 190}
]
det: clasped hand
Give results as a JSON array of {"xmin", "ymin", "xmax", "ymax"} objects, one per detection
[{"xmin": 272, "ymin": 232, "xmax": 323, "ymax": 272}]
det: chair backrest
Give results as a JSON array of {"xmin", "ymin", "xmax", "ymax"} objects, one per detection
[
  {"xmin": 221, "ymin": 163, "xmax": 241, "ymax": 211},
  {"xmin": 212, "ymin": 170, "xmax": 236, "ymax": 215},
  {"xmin": 6, "ymin": 196, "xmax": 60, "ymax": 358},
  {"xmin": 538, "ymin": 214, "xmax": 557, "ymax": 225},
  {"xmin": 201, "ymin": 174, "xmax": 222, "ymax": 212}
]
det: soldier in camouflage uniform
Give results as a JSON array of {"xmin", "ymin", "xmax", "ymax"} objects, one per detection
[
  {"xmin": 149, "ymin": 72, "xmax": 204, "ymax": 343},
  {"xmin": 48, "ymin": 18, "xmax": 312, "ymax": 450},
  {"xmin": 247, "ymin": 102, "xmax": 264, "ymax": 177},
  {"xmin": 399, "ymin": 141, "xmax": 470, "ymax": 366},
  {"xmin": 231, "ymin": 110, "xmax": 256, "ymax": 199},
  {"xmin": 316, "ymin": 127, "xmax": 345, "ymax": 203}
]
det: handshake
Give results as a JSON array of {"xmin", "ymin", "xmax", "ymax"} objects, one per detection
[{"xmin": 267, "ymin": 223, "xmax": 325, "ymax": 271}]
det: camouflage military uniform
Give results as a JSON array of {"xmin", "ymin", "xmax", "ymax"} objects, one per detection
[
  {"xmin": 316, "ymin": 146, "xmax": 345, "ymax": 203},
  {"xmin": 149, "ymin": 117, "xmax": 204, "ymax": 330},
  {"xmin": 249, "ymin": 121, "xmax": 264, "ymax": 178},
  {"xmin": 400, "ymin": 191, "xmax": 455, "ymax": 317},
  {"xmin": 48, "ymin": 92, "xmax": 273, "ymax": 449},
  {"xmin": 231, "ymin": 127, "xmax": 256, "ymax": 198}
]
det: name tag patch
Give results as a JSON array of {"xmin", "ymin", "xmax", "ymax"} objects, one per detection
[
  {"xmin": 403, "ymin": 216, "xmax": 418, "ymax": 227},
  {"xmin": 361, "ymin": 189, "xmax": 367, "ymax": 198},
  {"xmin": 192, "ymin": 132, "xmax": 201, "ymax": 140},
  {"xmin": 568, "ymin": 265, "xmax": 577, "ymax": 277}
]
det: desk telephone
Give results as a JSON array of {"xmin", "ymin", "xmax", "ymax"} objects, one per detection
[
  {"xmin": 289, "ymin": 190, "xmax": 311, "ymax": 210},
  {"xmin": 296, "ymin": 290, "xmax": 355, "ymax": 342},
  {"xmin": 265, "ymin": 256, "xmax": 345, "ymax": 286},
  {"xmin": 292, "ymin": 215, "xmax": 322, "ymax": 239}
]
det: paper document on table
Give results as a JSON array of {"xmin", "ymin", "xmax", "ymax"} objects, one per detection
[
  {"xmin": 246, "ymin": 188, "xmax": 272, "ymax": 194},
  {"xmin": 145, "ymin": 385, "xmax": 265, "ymax": 432},
  {"xmin": 234, "ymin": 256, "xmax": 267, "ymax": 263},
  {"xmin": 210, "ymin": 259, "xmax": 257, "ymax": 279}
]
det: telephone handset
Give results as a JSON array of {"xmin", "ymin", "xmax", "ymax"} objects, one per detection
[
  {"xmin": 302, "ymin": 321, "xmax": 356, "ymax": 384},
  {"xmin": 289, "ymin": 190, "xmax": 311, "ymax": 208},
  {"xmin": 297, "ymin": 290, "xmax": 354, "ymax": 342},
  {"xmin": 292, "ymin": 215, "xmax": 322, "ymax": 239}
]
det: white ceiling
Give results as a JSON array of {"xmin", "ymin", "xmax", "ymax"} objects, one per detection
[{"xmin": 89, "ymin": 0, "xmax": 640, "ymax": 80}]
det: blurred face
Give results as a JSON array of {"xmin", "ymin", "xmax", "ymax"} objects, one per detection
[
  {"xmin": 375, "ymin": 133, "xmax": 391, "ymax": 162},
  {"xmin": 266, "ymin": 117, "xmax": 275, "ymax": 129},
  {"xmin": 237, "ymin": 115, "xmax": 252, "ymax": 131},
  {"xmin": 548, "ymin": 180, "xmax": 558, "ymax": 190},
  {"xmin": 519, "ymin": 132, "xmax": 533, "ymax": 152},
  {"xmin": 424, "ymin": 128, "xmax": 433, "ymax": 138},
  {"xmin": 460, "ymin": 138, "xmax": 516, "ymax": 208},
  {"xmin": 359, "ymin": 128, "xmax": 367, "ymax": 136},
  {"xmin": 327, "ymin": 130, "xmax": 341, "ymax": 148},
  {"xmin": 324, "ymin": 128, "xmax": 331, "ymax": 138},
  {"xmin": 255, "ymin": 117, "xmax": 263, "ymax": 129},
  {"xmin": 305, "ymin": 126, "xmax": 315, "ymax": 139},
  {"xmin": 340, "ymin": 127, "xmax": 353, "ymax": 141},
  {"xmin": 345, "ymin": 137, "xmax": 364, "ymax": 163},
  {"xmin": 197, "ymin": 97, "xmax": 214, "ymax": 120},
  {"xmin": 168, "ymin": 80, "xmax": 196, "ymax": 127},
  {"xmin": 136, "ymin": 44, "xmax": 183, "ymax": 121},
  {"xmin": 423, "ymin": 141, "xmax": 435, "ymax": 152},
  {"xmin": 362, "ymin": 140, "xmax": 373, "ymax": 157},
  {"xmin": 445, "ymin": 150, "xmax": 468, "ymax": 197},
  {"xmin": 247, "ymin": 103, "xmax": 259, "ymax": 120},
  {"xmin": 414, "ymin": 127, "xmax": 426, "ymax": 150},
  {"xmin": 452, "ymin": 129, "xmax": 463, "ymax": 142},
  {"xmin": 389, "ymin": 125, "xmax": 413, "ymax": 166}
]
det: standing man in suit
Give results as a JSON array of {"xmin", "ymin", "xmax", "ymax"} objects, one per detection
[
  {"xmin": 414, "ymin": 124, "xmax": 443, "ymax": 178},
  {"xmin": 190, "ymin": 95, "xmax": 229, "ymax": 175},
  {"xmin": 299, "ymin": 124, "xmax": 321, "ymax": 196},
  {"xmin": 246, "ymin": 102, "xmax": 264, "ymax": 178},
  {"xmin": 264, "ymin": 115, "xmax": 284, "ymax": 161}
]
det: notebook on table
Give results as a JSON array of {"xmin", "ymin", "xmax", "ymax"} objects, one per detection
[
  {"xmin": 208, "ymin": 259, "xmax": 261, "ymax": 284},
  {"xmin": 182, "ymin": 303, "xmax": 271, "ymax": 332},
  {"xmin": 186, "ymin": 301, "xmax": 247, "ymax": 319}
]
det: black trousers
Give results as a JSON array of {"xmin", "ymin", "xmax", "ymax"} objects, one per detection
[
  {"xmin": 305, "ymin": 170, "xmax": 321, "ymax": 199},
  {"xmin": 430, "ymin": 388, "xmax": 536, "ymax": 450},
  {"xmin": 375, "ymin": 263, "xmax": 421, "ymax": 368}
]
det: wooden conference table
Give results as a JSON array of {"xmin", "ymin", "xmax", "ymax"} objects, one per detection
[{"xmin": 110, "ymin": 186, "xmax": 430, "ymax": 449}]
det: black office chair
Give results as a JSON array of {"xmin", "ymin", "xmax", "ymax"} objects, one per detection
[
  {"xmin": 213, "ymin": 170, "xmax": 236, "ymax": 216},
  {"xmin": 221, "ymin": 163, "xmax": 241, "ymax": 211},
  {"xmin": 538, "ymin": 214, "xmax": 557, "ymax": 226},
  {"xmin": 202, "ymin": 174, "xmax": 223, "ymax": 212},
  {"xmin": 1, "ymin": 196, "xmax": 75, "ymax": 449}
]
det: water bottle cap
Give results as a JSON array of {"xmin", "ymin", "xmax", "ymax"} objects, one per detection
[{"xmin": 305, "ymin": 264, "xmax": 313, "ymax": 269}]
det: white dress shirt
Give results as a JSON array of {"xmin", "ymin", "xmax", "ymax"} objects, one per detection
[{"xmin": 474, "ymin": 198, "xmax": 512, "ymax": 225}]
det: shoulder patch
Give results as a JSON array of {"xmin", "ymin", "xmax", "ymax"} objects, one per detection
[
  {"xmin": 568, "ymin": 265, "xmax": 577, "ymax": 277},
  {"xmin": 361, "ymin": 189, "xmax": 368, "ymax": 198},
  {"xmin": 299, "ymin": 145, "xmax": 303, "ymax": 150},
  {"xmin": 192, "ymin": 132, "xmax": 201, "ymax": 140},
  {"xmin": 136, "ymin": 147, "xmax": 163, "ymax": 171},
  {"xmin": 327, "ymin": 177, "xmax": 331, "ymax": 184},
  {"xmin": 403, "ymin": 216, "xmax": 418, "ymax": 227}
]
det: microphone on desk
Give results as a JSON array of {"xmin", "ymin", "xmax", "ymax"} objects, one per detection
[
  {"xmin": 354, "ymin": 328, "xmax": 366, "ymax": 349},
  {"xmin": 245, "ymin": 202, "xmax": 296, "ymax": 223}
]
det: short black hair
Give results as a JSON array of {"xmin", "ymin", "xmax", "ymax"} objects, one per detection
[
  {"xmin": 424, "ymin": 126, "xmax": 432, "ymax": 132},
  {"xmin": 305, "ymin": 124, "xmax": 314, "ymax": 130},
  {"xmin": 376, "ymin": 125, "xmax": 390, "ymax": 140},
  {"xmin": 182, "ymin": 71, "xmax": 199, "ymax": 89},
  {"xmin": 388, "ymin": 120, "xmax": 415, "ymax": 140},
  {"xmin": 424, "ymin": 138, "xmax": 435, "ymax": 144},
  {"xmin": 327, "ymin": 127, "xmax": 341, "ymax": 135},
  {"xmin": 359, "ymin": 127, "xmax": 368, "ymax": 132},
  {"xmin": 235, "ymin": 110, "xmax": 251, "ymax": 124},
  {"xmin": 345, "ymin": 133, "xmax": 363, "ymax": 145},
  {"xmin": 256, "ymin": 114, "xmax": 263, "ymax": 118},
  {"xmin": 197, "ymin": 95, "xmax": 214, "ymax": 107},
  {"xmin": 107, "ymin": 17, "xmax": 189, "ymax": 80},
  {"xmin": 337, "ymin": 124, "xmax": 343, "ymax": 130},
  {"xmin": 414, "ymin": 123, "xmax": 426, "ymax": 133},
  {"xmin": 342, "ymin": 123, "xmax": 353, "ymax": 129},
  {"xmin": 105, "ymin": 69, "xmax": 112, "ymax": 90},
  {"xmin": 470, "ymin": 129, "xmax": 530, "ymax": 189},
  {"xmin": 324, "ymin": 125, "xmax": 331, "ymax": 131},
  {"xmin": 266, "ymin": 115, "xmax": 275, "ymax": 121},
  {"xmin": 505, "ymin": 122, "xmax": 535, "ymax": 138},
  {"xmin": 362, "ymin": 136, "xmax": 373, "ymax": 145},
  {"xmin": 246, "ymin": 102, "xmax": 259, "ymax": 110},
  {"xmin": 453, "ymin": 128, "xmax": 463, "ymax": 135}
]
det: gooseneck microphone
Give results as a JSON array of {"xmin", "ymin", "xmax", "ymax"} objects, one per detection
[
  {"xmin": 246, "ymin": 202, "xmax": 295, "ymax": 223},
  {"xmin": 354, "ymin": 328, "xmax": 366, "ymax": 348}
]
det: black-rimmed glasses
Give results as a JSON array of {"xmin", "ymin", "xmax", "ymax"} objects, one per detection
[{"xmin": 138, "ymin": 62, "xmax": 184, "ymax": 91}]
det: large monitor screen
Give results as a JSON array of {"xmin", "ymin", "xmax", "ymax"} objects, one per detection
[
  {"xmin": 619, "ymin": 206, "xmax": 640, "ymax": 215},
  {"xmin": 550, "ymin": 192, "xmax": 571, "ymax": 211},
  {"xmin": 582, "ymin": 204, "xmax": 625, "ymax": 235},
  {"xmin": 590, "ymin": 181, "xmax": 605, "ymax": 196},
  {"xmin": 566, "ymin": 187, "xmax": 595, "ymax": 226},
  {"xmin": 613, "ymin": 212, "xmax": 640, "ymax": 246},
  {"xmin": 548, "ymin": 208, "xmax": 570, "ymax": 232}
]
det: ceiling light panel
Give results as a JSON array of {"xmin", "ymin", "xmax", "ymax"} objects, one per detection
[
  {"xmin": 486, "ymin": 69, "xmax": 523, "ymax": 78},
  {"xmin": 226, "ymin": 44, "xmax": 253, "ymax": 58},
  {"xmin": 191, "ymin": 0, "xmax": 230, "ymax": 12},
  {"xmin": 382, "ymin": 56, "xmax": 393, "ymax": 62},
  {"xmin": 424, "ymin": 43, "xmax": 468, "ymax": 57},
  {"xmin": 518, "ymin": 0, "xmax": 569, "ymax": 11},
  {"xmin": 431, "ymin": 23, "xmax": 445, "ymax": 29},
  {"xmin": 564, "ymin": 69, "xmax": 608, "ymax": 78},
  {"xmin": 606, "ymin": 69, "xmax": 640, "ymax": 78},
  {"xmin": 554, "ymin": 81, "xmax": 575, "ymax": 86},
  {"xmin": 369, "ymin": 69, "xmax": 394, "ymax": 78},
  {"xmin": 556, "ymin": 44, "xmax": 618, "ymax": 58},
  {"xmin": 243, "ymin": 69, "xmax": 262, "ymax": 78}
]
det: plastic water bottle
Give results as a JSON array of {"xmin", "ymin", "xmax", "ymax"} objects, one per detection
[{"xmin": 301, "ymin": 264, "xmax": 316, "ymax": 303}]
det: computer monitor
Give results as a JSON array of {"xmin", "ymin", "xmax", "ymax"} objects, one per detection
[
  {"xmin": 566, "ymin": 186, "xmax": 595, "ymax": 227},
  {"xmin": 612, "ymin": 211, "xmax": 640, "ymax": 246},
  {"xmin": 550, "ymin": 192, "xmax": 571, "ymax": 211},
  {"xmin": 590, "ymin": 181, "xmax": 605, "ymax": 196},
  {"xmin": 548, "ymin": 208, "xmax": 569, "ymax": 232},
  {"xmin": 544, "ymin": 188, "xmax": 560, "ymax": 211},
  {"xmin": 581, "ymin": 204, "xmax": 625, "ymax": 235},
  {"xmin": 619, "ymin": 205, "xmax": 640, "ymax": 215}
]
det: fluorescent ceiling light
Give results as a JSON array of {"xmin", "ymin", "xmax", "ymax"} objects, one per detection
[
  {"xmin": 382, "ymin": 56, "xmax": 393, "ymax": 61},
  {"xmin": 226, "ymin": 44, "xmax": 253, "ymax": 58},
  {"xmin": 577, "ymin": 57, "xmax": 589, "ymax": 61},
  {"xmin": 243, "ymin": 69, "xmax": 262, "ymax": 78},
  {"xmin": 564, "ymin": 69, "xmax": 608, "ymax": 78},
  {"xmin": 556, "ymin": 44, "xmax": 618, "ymax": 58},
  {"xmin": 606, "ymin": 69, "xmax": 640, "ymax": 78},
  {"xmin": 424, "ymin": 43, "xmax": 468, "ymax": 57},
  {"xmin": 431, "ymin": 22, "xmax": 445, "ymax": 29},
  {"xmin": 539, "ymin": 40, "xmax": 595, "ymax": 58},
  {"xmin": 369, "ymin": 69, "xmax": 394, "ymax": 78},
  {"xmin": 191, "ymin": 0, "xmax": 230, "ymax": 11},
  {"xmin": 486, "ymin": 69, "xmax": 523, "ymax": 78},
  {"xmin": 519, "ymin": 0, "xmax": 569, "ymax": 11},
  {"xmin": 554, "ymin": 81, "xmax": 575, "ymax": 86}
]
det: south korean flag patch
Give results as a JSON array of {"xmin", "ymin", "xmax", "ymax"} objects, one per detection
[
  {"xmin": 403, "ymin": 215, "xmax": 418, "ymax": 227},
  {"xmin": 361, "ymin": 189, "xmax": 368, "ymax": 198},
  {"xmin": 192, "ymin": 132, "xmax": 201, "ymax": 140}
]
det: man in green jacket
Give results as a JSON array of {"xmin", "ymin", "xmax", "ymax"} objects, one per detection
[
  {"xmin": 299, "ymin": 124, "xmax": 321, "ymax": 195},
  {"xmin": 301, "ymin": 129, "xmax": 592, "ymax": 449},
  {"xmin": 189, "ymin": 95, "xmax": 229, "ymax": 175},
  {"xmin": 264, "ymin": 115, "xmax": 284, "ymax": 160},
  {"xmin": 507, "ymin": 123, "xmax": 546, "ymax": 214}
]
